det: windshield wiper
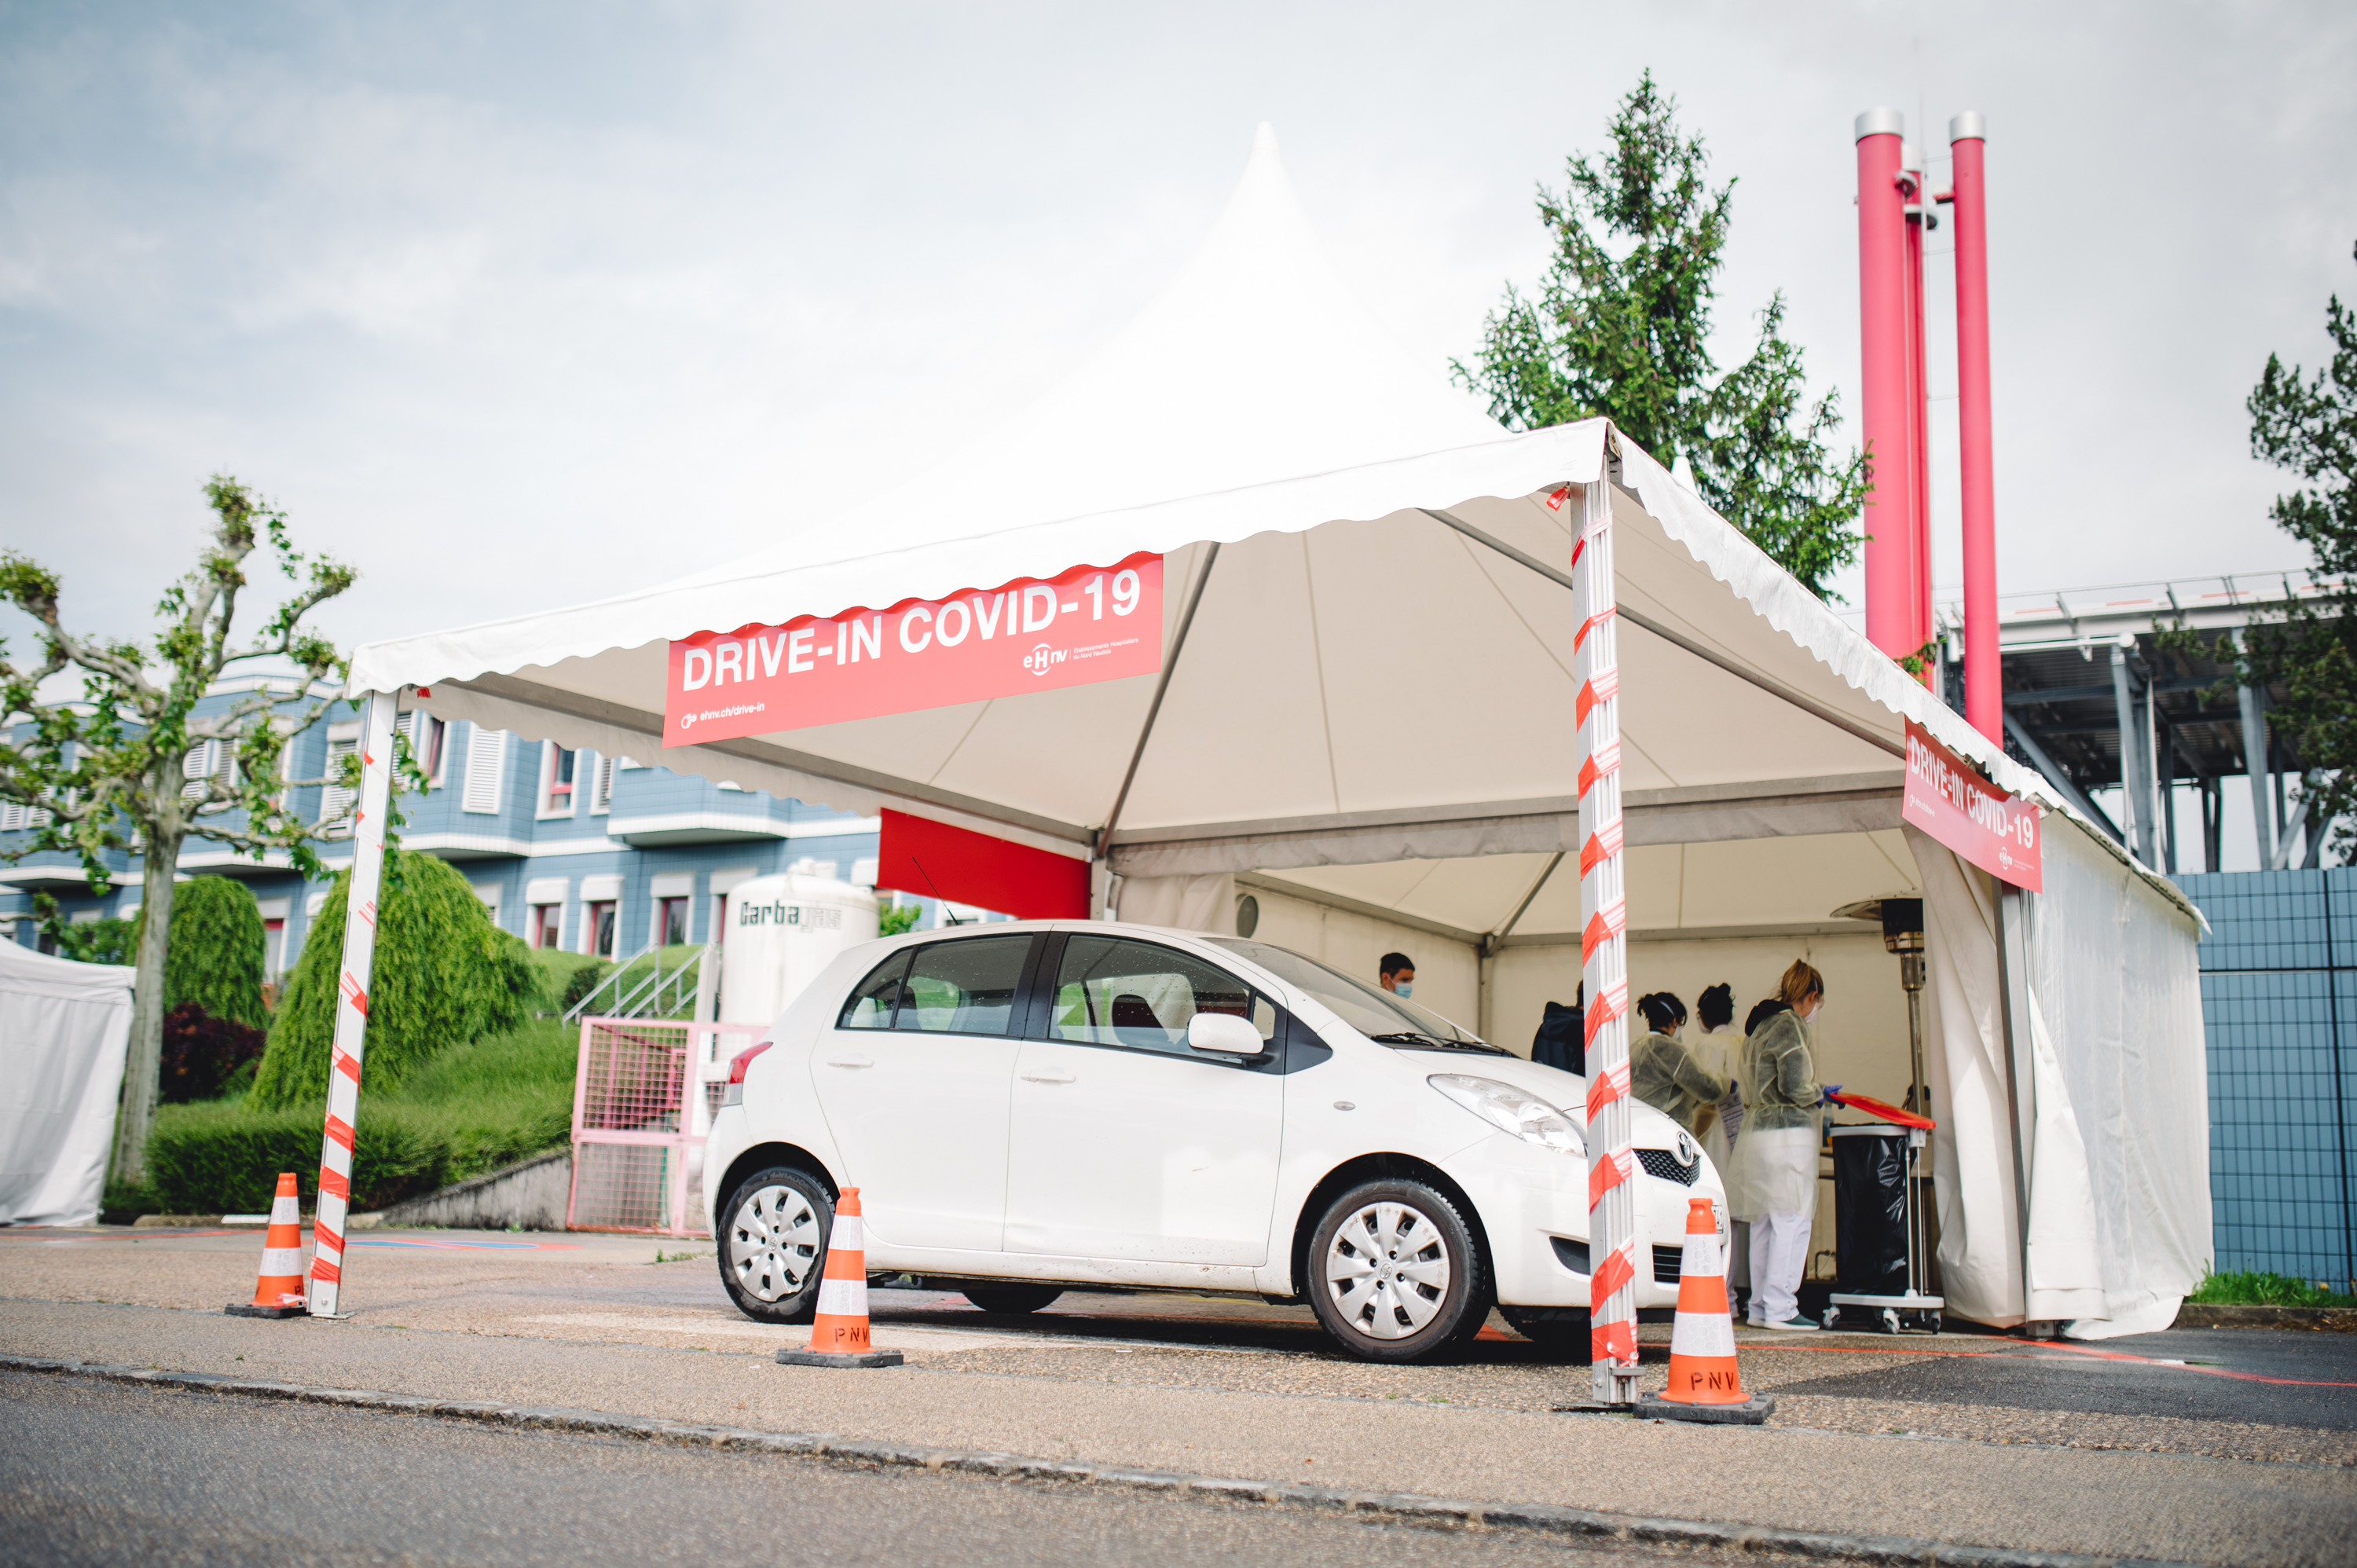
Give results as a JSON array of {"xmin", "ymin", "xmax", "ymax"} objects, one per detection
[{"xmin": 1369, "ymin": 1031, "xmax": 1506, "ymax": 1054}]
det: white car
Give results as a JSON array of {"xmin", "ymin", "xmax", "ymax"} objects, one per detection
[{"xmin": 703, "ymin": 921, "xmax": 1725, "ymax": 1362}]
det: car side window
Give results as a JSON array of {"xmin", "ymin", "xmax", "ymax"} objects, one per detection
[
  {"xmin": 1049, "ymin": 935, "xmax": 1277, "ymax": 1057},
  {"xmin": 838, "ymin": 951, "xmax": 911, "ymax": 1030},
  {"xmin": 893, "ymin": 934, "xmax": 1032, "ymax": 1036}
]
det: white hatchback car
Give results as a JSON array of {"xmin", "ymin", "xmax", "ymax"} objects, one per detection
[{"xmin": 704, "ymin": 921, "xmax": 1725, "ymax": 1362}]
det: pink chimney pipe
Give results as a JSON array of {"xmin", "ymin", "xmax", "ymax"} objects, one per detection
[
  {"xmin": 1902, "ymin": 141, "xmax": 1934, "ymax": 677},
  {"xmin": 1948, "ymin": 112, "xmax": 2001, "ymax": 741},
  {"xmin": 1854, "ymin": 110, "xmax": 1915, "ymax": 665}
]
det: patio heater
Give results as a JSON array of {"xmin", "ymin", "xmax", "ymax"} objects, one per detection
[{"xmin": 1824, "ymin": 896, "xmax": 1944, "ymax": 1333}]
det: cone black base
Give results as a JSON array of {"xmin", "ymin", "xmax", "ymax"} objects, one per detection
[
  {"xmin": 1634, "ymin": 1392, "xmax": 1776, "ymax": 1424},
  {"xmin": 224, "ymin": 1302, "xmax": 307, "ymax": 1319},
  {"xmin": 775, "ymin": 1348, "xmax": 904, "ymax": 1368}
]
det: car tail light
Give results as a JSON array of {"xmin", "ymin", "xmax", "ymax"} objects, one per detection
[{"xmin": 721, "ymin": 1040, "xmax": 771, "ymax": 1107}]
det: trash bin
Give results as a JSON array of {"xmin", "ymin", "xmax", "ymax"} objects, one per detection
[{"xmin": 1831, "ymin": 1123, "xmax": 1909, "ymax": 1299}]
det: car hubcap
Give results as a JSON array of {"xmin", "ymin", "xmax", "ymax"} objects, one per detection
[
  {"xmin": 729, "ymin": 1185, "xmax": 822, "ymax": 1303},
  {"xmin": 1325, "ymin": 1200, "xmax": 1450, "ymax": 1340}
]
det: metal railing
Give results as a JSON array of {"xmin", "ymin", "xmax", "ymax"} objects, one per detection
[{"xmin": 563, "ymin": 944, "xmax": 707, "ymax": 1023}]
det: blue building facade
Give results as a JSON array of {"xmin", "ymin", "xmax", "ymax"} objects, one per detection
[
  {"xmin": 1, "ymin": 689, "xmax": 902, "ymax": 972},
  {"xmin": 2172, "ymin": 867, "xmax": 2357, "ymax": 1290}
]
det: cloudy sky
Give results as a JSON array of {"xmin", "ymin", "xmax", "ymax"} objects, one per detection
[{"xmin": 2, "ymin": 0, "xmax": 2352, "ymax": 658}]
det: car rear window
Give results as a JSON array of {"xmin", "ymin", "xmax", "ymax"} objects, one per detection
[{"xmin": 838, "ymin": 935, "xmax": 1032, "ymax": 1036}]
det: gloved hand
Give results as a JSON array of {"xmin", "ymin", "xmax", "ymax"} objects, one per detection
[{"xmin": 1821, "ymin": 1084, "xmax": 1845, "ymax": 1101}]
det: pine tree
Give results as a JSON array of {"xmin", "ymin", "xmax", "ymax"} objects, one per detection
[
  {"xmin": 1453, "ymin": 71, "xmax": 1868, "ymax": 598},
  {"xmin": 2225, "ymin": 241, "xmax": 2357, "ymax": 858}
]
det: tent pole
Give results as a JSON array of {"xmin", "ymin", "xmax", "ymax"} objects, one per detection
[
  {"xmin": 1993, "ymin": 881, "xmax": 2044, "ymax": 1335},
  {"xmin": 1093, "ymin": 544, "xmax": 1221, "ymax": 863},
  {"xmin": 1572, "ymin": 476, "xmax": 1640, "ymax": 1408},
  {"xmin": 306, "ymin": 688, "xmax": 400, "ymax": 1319},
  {"xmin": 1421, "ymin": 507, "xmax": 1906, "ymax": 760}
]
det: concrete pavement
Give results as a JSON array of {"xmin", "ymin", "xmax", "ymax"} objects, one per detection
[{"xmin": 3, "ymin": 1225, "xmax": 2352, "ymax": 1566}]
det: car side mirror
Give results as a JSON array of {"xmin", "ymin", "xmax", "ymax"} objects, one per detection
[{"xmin": 1187, "ymin": 1012, "xmax": 1267, "ymax": 1057}]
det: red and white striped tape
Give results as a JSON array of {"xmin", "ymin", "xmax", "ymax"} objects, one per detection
[
  {"xmin": 1572, "ymin": 473, "xmax": 1639, "ymax": 1405},
  {"xmin": 306, "ymin": 692, "xmax": 401, "ymax": 1319}
]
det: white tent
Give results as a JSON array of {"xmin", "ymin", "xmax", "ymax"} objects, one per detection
[
  {"xmin": 0, "ymin": 940, "xmax": 134, "ymax": 1226},
  {"xmin": 347, "ymin": 126, "xmax": 2209, "ymax": 1334}
]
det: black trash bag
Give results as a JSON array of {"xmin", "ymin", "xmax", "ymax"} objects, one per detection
[{"xmin": 1831, "ymin": 1124, "xmax": 1909, "ymax": 1297}]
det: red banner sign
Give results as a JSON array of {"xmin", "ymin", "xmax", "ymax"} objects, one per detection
[
  {"xmin": 1902, "ymin": 718, "xmax": 2042, "ymax": 890},
  {"xmin": 664, "ymin": 554, "xmax": 1163, "ymax": 746}
]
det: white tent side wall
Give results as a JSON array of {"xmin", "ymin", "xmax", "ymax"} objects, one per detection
[{"xmin": 0, "ymin": 942, "xmax": 134, "ymax": 1226}]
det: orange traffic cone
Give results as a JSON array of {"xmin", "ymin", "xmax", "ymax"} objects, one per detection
[
  {"xmin": 774, "ymin": 1187, "xmax": 903, "ymax": 1368},
  {"xmin": 225, "ymin": 1174, "xmax": 309, "ymax": 1319},
  {"xmin": 1636, "ymin": 1196, "xmax": 1776, "ymax": 1423}
]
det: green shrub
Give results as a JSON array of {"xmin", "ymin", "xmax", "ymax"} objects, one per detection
[
  {"xmin": 559, "ymin": 957, "xmax": 609, "ymax": 1013},
  {"xmin": 49, "ymin": 915, "xmax": 135, "ymax": 967},
  {"xmin": 878, "ymin": 902, "xmax": 922, "ymax": 937},
  {"xmin": 162, "ymin": 876, "xmax": 268, "ymax": 1028},
  {"xmin": 250, "ymin": 848, "xmax": 535, "ymax": 1108},
  {"xmin": 146, "ymin": 1017, "xmax": 577, "ymax": 1214}
]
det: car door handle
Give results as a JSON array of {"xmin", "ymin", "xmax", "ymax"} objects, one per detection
[
  {"xmin": 824, "ymin": 1054, "xmax": 874, "ymax": 1069},
  {"xmin": 1020, "ymin": 1068, "xmax": 1075, "ymax": 1084}
]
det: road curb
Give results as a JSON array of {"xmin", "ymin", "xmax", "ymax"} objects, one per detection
[{"xmin": 0, "ymin": 1353, "xmax": 2196, "ymax": 1568}]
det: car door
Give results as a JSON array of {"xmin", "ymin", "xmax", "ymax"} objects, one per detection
[
  {"xmin": 1003, "ymin": 932, "xmax": 1285, "ymax": 1266},
  {"xmin": 810, "ymin": 931, "xmax": 1036, "ymax": 1254}
]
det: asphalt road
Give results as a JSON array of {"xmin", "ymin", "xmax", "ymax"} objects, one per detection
[
  {"xmin": 1765, "ymin": 1327, "xmax": 2357, "ymax": 1430},
  {"xmin": 0, "ymin": 1371, "xmax": 1714, "ymax": 1568}
]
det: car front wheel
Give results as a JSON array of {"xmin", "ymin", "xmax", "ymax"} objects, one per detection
[
  {"xmin": 1307, "ymin": 1179, "xmax": 1490, "ymax": 1363},
  {"xmin": 717, "ymin": 1166, "xmax": 832, "ymax": 1324}
]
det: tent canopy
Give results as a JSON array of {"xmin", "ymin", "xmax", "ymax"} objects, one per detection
[
  {"xmin": 350, "ymin": 123, "xmax": 2113, "ymax": 948},
  {"xmin": 346, "ymin": 123, "xmax": 2209, "ymax": 1336}
]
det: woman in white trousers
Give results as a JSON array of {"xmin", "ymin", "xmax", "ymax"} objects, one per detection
[{"xmin": 1728, "ymin": 961, "xmax": 1835, "ymax": 1332}]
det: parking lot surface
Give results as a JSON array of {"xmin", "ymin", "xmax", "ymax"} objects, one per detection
[{"xmin": 4, "ymin": 1224, "xmax": 2353, "ymax": 1566}]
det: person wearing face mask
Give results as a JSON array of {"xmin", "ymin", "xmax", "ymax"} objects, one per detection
[
  {"xmin": 1378, "ymin": 953, "xmax": 1415, "ymax": 998},
  {"xmin": 1691, "ymin": 983, "xmax": 1750, "ymax": 1298},
  {"xmin": 1629, "ymin": 992, "xmax": 1729, "ymax": 1134},
  {"xmin": 1729, "ymin": 960, "xmax": 1842, "ymax": 1332}
]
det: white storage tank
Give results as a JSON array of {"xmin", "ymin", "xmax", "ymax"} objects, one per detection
[{"xmin": 718, "ymin": 873, "xmax": 882, "ymax": 1028}]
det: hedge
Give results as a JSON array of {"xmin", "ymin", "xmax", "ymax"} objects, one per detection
[
  {"xmin": 251, "ymin": 847, "xmax": 535, "ymax": 1107},
  {"xmin": 162, "ymin": 875, "xmax": 268, "ymax": 1029}
]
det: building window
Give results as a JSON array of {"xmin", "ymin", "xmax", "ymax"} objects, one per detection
[
  {"xmin": 590, "ymin": 755, "xmax": 616, "ymax": 815},
  {"xmin": 586, "ymin": 900, "xmax": 617, "ymax": 958},
  {"xmin": 656, "ymin": 896, "xmax": 689, "ymax": 947},
  {"xmin": 539, "ymin": 742, "xmax": 577, "ymax": 817},
  {"xmin": 531, "ymin": 903, "xmax": 564, "ymax": 949},
  {"xmin": 263, "ymin": 918, "xmax": 286, "ymax": 975},
  {"xmin": 397, "ymin": 712, "xmax": 448, "ymax": 786}
]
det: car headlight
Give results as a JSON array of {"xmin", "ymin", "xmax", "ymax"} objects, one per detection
[{"xmin": 1428, "ymin": 1074, "xmax": 1584, "ymax": 1155}]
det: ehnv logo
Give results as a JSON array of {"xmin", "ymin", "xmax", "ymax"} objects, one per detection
[{"xmin": 1022, "ymin": 643, "xmax": 1066, "ymax": 676}]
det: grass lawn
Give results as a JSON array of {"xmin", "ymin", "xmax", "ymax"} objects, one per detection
[{"xmin": 2186, "ymin": 1267, "xmax": 2357, "ymax": 1310}]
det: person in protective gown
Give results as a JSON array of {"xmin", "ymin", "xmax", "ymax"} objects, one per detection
[
  {"xmin": 1729, "ymin": 961, "xmax": 1836, "ymax": 1332},
  {"xmin": 1691, "ymin": 982, "xmax": 1750, "ymax": 1295},
  {"xmin": 1629, "ymin": 993, "xmax": 1732, "ymax": 1134}
]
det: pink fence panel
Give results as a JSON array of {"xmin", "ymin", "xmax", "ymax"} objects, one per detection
[{"xmin": 568, "ymin": 1018, "xmax": 764, "ymax": 1236}]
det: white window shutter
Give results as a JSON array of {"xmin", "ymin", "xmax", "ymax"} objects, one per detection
[
  {"xmin": 592, "ymin": 755, "xmax": 616, "ymax": 813},
  {"xmin": 462, "ymin": 725, "xmax": 507, "ymax": 814},
  {"xmin": 320, "ymin": 738, "xmax": 358, "ymax": 828},
  {"xmin": 0, "ymin": 803, "xmax": 24, "ymax": 831}
]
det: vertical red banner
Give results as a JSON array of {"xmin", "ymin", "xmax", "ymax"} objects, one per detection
[{"xmin": 1902, "ymin": 719, "xmax": 2042, "ymax": 889}]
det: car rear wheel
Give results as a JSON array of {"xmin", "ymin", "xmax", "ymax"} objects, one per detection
[
  {"xmin": 718, "ymin": 1167, "xmax": 831, "ymax": 1324},
  {"xmin": 1307, "ymin": 1179, "xmax": 1490, "ymax": 1363},
  {"xmin": 962, "ymin": 1284, "xmax": 1065, "ymax": 1314}
]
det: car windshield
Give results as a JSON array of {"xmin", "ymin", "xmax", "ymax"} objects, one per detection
[{"xmin": 1208, "ymin": 939, "xmax": 1505, "ymax": 1054}]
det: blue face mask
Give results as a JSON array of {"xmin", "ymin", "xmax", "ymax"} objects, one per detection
[{"xmin": 1393, "ymin": 981, "xmax": 1413, "ymax": 999}]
